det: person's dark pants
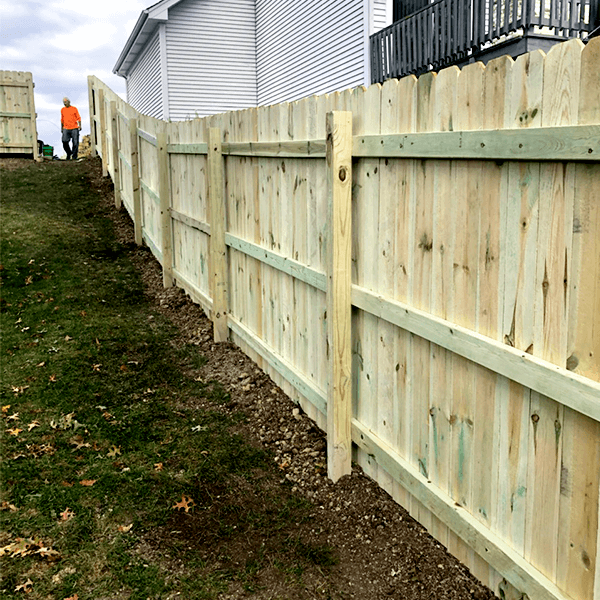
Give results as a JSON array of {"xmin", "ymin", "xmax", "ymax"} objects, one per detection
[{"xmin": 62, "ymin": 128, "xmax": 79, "ymax": 159}]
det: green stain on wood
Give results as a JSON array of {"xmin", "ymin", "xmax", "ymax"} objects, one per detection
[{"xmin": 458, "ymin": 425, "xmax": 465, "ymax": 482}]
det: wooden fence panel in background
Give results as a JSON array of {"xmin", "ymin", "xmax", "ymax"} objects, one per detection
[
  {"xmin": 88, "ymin": 39, "xmax": 600, "ymax": 600},
  {"xmin": 0, "ymin": 70, "xmax": 39, "ymax": 157}
]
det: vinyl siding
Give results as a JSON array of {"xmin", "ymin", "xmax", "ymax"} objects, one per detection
[
  {"xmin": 165, "ymin": 0, "xmax": 257, "ymax": 119},
  {"xmin": 256, "ymin": 0, "xmax": 367, "ymax": 106},
  {"xmin": 372, "ymin": 0, "xmax": 390, "ymax": 32},
  {"xmin": 126, "ymin": 30, "xmax": 163, "ymax": 119}
]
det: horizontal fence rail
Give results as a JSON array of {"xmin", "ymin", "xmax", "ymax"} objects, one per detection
[
  {"xmin": 88, "ymin": 38, "xmax": 600, "ymax": 600},
  {"xmin": 371, "ymin": 0, "xmax": 599, "ymax": 81}
]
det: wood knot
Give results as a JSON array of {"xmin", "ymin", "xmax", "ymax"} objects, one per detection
[{"xmin": 338, "ymin": 167, "xmax": 347, "ymax": 182}]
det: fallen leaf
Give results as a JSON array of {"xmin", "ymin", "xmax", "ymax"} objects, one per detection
[
  {"xmin": 92, "ymin": 364, "xmax": 101, "ymax": 372},
  {"xmin": 36, "ymin": 546, "xmax": 60, "ymax": 559},
  {"xmin": 107, "ymin": 445, "xmax": 121, "ymax": 458},
  {"xmin": 49, "ymin": 374, "xmax": 57, "ymax": 382},
  {"xmin": 27, "ymin": 421, "xmax": 40, "ymax": 431},
  {"xmin": 60, "ymin": 481, "xmax": 73, "ymax": 487},
  {"xmin": 7, "ymin": 427, "xmax": 23, "ymax": 436},
  {"xmin": 28, "ymin": 259, "xmax": 35, "ymax": 265},
  {"xmin": 24, "ymin": 276, "xmax": 33, "ymax": 285},
  {"xmin": 11, "ymin": 386, "xmax": 29, "ymax": 395},
  {"xmin": 36, "ymin": 361, "xmax": 45, "ymax": 367},
  {"xmin": 172, "ymin": 495, "xmax": 195, "ymax": 513},
  {"xmin": 15, "ymin": 577, "xmax": 33, "ymax": 592},
  {"xmin": 69, "ymin": 435, "xmax": 90, "ymax": 450},
  {"xmin": 64, "ymin": 595, "xmax": 79, "ymax": 600},
  {"xmin": 117, "ymin": 524, "xmax": 133, "ymax": 533},
  {"xmin": 7, "ymin": 412, "xmax": 20, "ymax": 421},
  {"xmin": 79, "ymin": 479, "xmax": 97, "ymax": 487},
  {"xmin": 0, "ymin": 501, "xmax": 18, "ymax": 512},
  {"xmin": 5, "ymin": 538, "xmax": 32, "ymax": 557},
  {"xmin": 64, "ymin": 335, "xmax": 73, "ymax": 341},
  {"xmin": 119, "ymin": 364, "xmax": 128, "ymax": 372},
  {"xmin": 2, "ymin": 405, "xmax": 11, "ymax": 413},
  {"xmin": 154, "ymin": 462, "xmax": 163, "ymax": 471},
  {"xmin": 60, "ymin": 508, "xmax": 75, "ymax": 521},
  {"xmin": 191, "ymin": 425, "xmax": 207, "ymax": 432}
]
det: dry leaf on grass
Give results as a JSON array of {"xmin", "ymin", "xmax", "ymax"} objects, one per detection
[
  {"xmin": 7, "ymin": 412, "xmax": 19, "ymax": 421},
  {"xmin": 154, "ymin": 462, "xmax": 163, "ymax": 471},
  {"xmin": 2, "ymin": 405, "xmax": 11, "ymax": 413},
  {"xmin": 79, "ymin": 479, "xmax": 97, "ymax": 487},
  {"xmin": 172, "ymin": 495, "xmax": 195, "ymax": 513},
  {"xmin": 27, "ymin": 421, "xmax": 40, "ymax": 431},
  {"xmin": 15, "ymin": 578, "xmax": 33, "ymax": 593},
  {"xmin": 69, "ymin": 435, "xmax": 90, "ymax": 450},
  {"xmin": 60, "ymin": 508, "xmax": 75, "ymax": 521},
  {"xmin": 64, "ymin": 595, "xmax": 79, "ymax": 600},
  {"xmin": 107, "ymin": 445, "xmax": 121, "ymax": 458},
  {"xmin": 117, "ymin": 524, "xmax": 133, "ymax": 533},
  {"xmin": 1, "ymin": 501, "xmax": 18, "ymax": 512},
  {"xmin": 7, "ymin": 427, "xmax": 23, "ymax": 436}
]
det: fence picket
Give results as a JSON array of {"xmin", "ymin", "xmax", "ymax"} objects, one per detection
[{"xmin": 89, "ymin": 41, "xmax": 600, "ymax": 599}]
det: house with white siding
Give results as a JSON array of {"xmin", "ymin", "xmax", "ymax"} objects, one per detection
[{"xmin": 113, "ymin": 0, "xmax": 391, "ymax": 120}]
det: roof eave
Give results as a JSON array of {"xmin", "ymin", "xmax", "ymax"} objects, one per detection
[{"xmin": 113, "ymin": 10, "xmax": 151, "ymax": 78}]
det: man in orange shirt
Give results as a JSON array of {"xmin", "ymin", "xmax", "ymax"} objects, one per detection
[{"xmin": 61, "ymin": 97, "xmax": 81, "ymax": 160}]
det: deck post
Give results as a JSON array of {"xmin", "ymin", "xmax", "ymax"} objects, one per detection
[
  {"xmin": 157, "ymin": 124, "xmax": 174, "ymax": 287},
  {"xmin": 208, "ymin": 127, "xmax": 228, "ymax": 342},
  {"xmin": 326, "ymin": 111, "xmax": 353, "ymax": 482}
]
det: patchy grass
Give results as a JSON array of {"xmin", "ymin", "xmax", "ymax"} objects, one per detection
[{"xmin": 0, "ymin": 160, "xmax": 336, "ymax": 599}]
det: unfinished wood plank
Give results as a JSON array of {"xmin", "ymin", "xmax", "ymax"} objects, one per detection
[
  {"xmin": 157, "ymin": 125, "xmax": 174, "ymax": 288},
  {"xmin": 87, "ymin": 77, "xmax": 97, "ymax": 157},
  {"xmin": 351, "ymin": 83, "xmax": 382, "ymax": 485},
  {"xmin": 352, "ymin": 125, "xmax": 599, "ymax": 161},
  {"xmin": 376, "ymin": 78, "xmax": 400, "ymax": 498},
  {"xmin": 208, "ymin": 127, "xmax": 228, "ymax": 342},
  {"xmin": 558, "ymin": 37, "xmax": 600, "ymax": 600},
  {"xmin": 326, "ymin": 110, "xmax": 353, "ymax": 482},
  {"xmin": 223, "ymin": 139, "xmax": 326, "ymax": 157},
  {"xmin": 390, "ymin": 74, "xmax": 418, "ymax": 514},
  {"xmin": 525, "ymin": 39, "xmax": 581, "ymax": 585},
  {"xmin": 110, "ymin": 101, "xmax": 122, "ymax": 208},
  {"xmin": 128, "ymin": 117, "xmax": 142, "ymax": 245},
  {"xmin": 229, "ymin": 315, "xmax": 326, "ymax": 415},
  {"xmin": 98, "ymin": 88, "xmax": 108, "ymax": 177},
  {"xmin": 410, "ymin": 71, "xmax": 437, "ymax": 531},
  {"xmin": 352, "ymin": 420, "xmax": 575, "ymax": 600}
]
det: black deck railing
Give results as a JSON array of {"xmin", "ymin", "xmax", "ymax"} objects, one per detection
[{"xmin": 372, "ymin": 0, "xmax": 599, "ymax": 82}]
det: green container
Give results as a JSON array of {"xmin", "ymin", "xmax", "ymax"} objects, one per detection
[{"xmin": 43, "ymin": 145, "xmax": 53, "ymax": 157}]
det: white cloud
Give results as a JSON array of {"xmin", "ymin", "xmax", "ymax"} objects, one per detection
[{"xmin": 1, "ymin": 0, "xmax": 148, "ymax": 151}]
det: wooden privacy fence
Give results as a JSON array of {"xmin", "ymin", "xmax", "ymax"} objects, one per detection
[
  {"xmin": 88, "ymin": 37, "xmax": 600, "ymax": 600},
  {"xmin": 0, "ymin": 71, "xmax": 39, "ymax": 158}
]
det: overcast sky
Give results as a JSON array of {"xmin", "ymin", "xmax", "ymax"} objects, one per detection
[{"xmin": 1, "ymin": 0, "xmax": 149, "ymax": 153}]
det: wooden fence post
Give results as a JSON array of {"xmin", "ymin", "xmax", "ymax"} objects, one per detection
[
  {"xmin": 208, "ymin": 127, "xmax": 228, "ymax": 342},
  {"xmin": 110, "ymin": 101, "xmax": 121, "ymax": 209},
  {"xmin": 87, "ymin": 77, "xmax": 97, "ymax": 158},
  {"xmin": 98, "ymin": 88, "xmax": 108, "ymax": 177},
  {"xmin": 27, "ymin": 76, "xmax": 41, "ymax": 162},
  {"xmin": 157, "ymin": 125, "xmax": 174, "ymax": 287},
  {"xmin": 129, "ymin": 117, "xmax": 142, "ymax": 245},
  {"xmin": 326, "ymin": 111, "xmax": 353, "ymax": 482}
]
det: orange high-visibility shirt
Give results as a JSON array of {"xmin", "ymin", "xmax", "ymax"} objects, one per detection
[{"xmin": 61, "ymin": 105, "xmax": 81, "ymax": 130}]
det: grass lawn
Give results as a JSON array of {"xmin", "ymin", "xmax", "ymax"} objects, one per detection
[{"xmin": 0, "ymin": 160, "xmax": 335, "ymax": 599}]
